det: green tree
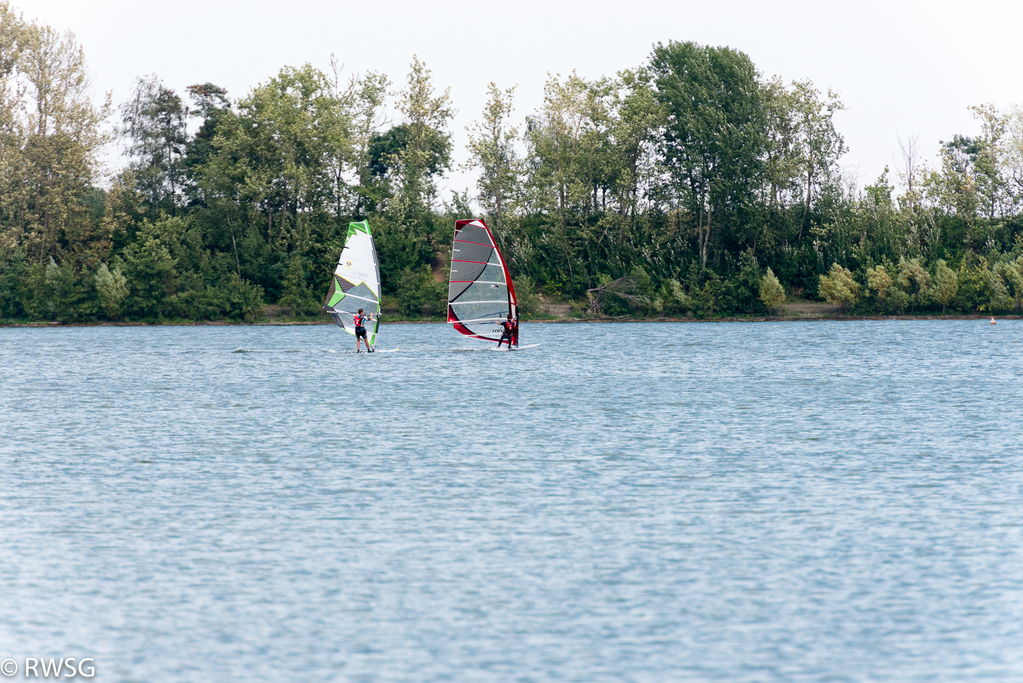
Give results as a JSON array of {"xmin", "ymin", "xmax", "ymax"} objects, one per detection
[
  {"xmin": 368, "ymin": 124, "xmax": 449, "ymax": 200},
  {"xmin": 21, "ymin": 256, "xmax": 96, "ymax": 322},
  {"xmin": 985, "ymin": 263, "xmax": 1014, "ymax": 312},
  {"xmin": 392, "ymin": 56, "xmax": 453, "ymax": 222},
  {"xmin": 117, "ymin": 228, "xmax": 177, "ymax": 320},
  {"xmin": 666, "ymin": 264, "xmax": 727, "ymax": 318},
  {"xmin": 94, "ymin": 262, "xmax": 127, "ymax": 319},
  {"xmin": 235, "ymin": 64, "xmax": 336, "ymax": 246},
  {"xmin": 607, "ymin": 69, "xmax": 662, "ymax": 220},
  {"xmin": 0, "ymin": 246, "xmax": 28, "ymax": 319},
  {"xmin": 969, "ymin": 103, "xmax": 1010, "ymax": 220},
  {"xmin": 1002, "ymin": 256, "xmax": 1023, "ymax": 311},
  {"xmin": 928, "ymin": 259, "xmax": 958, "ymax": 314},
  {"xmin": 0, "ymin": 3, "xmax": 30, "ymax": 222},
  {"xmin": 790, "ymin": 80, "xmax": 846, "ymax": 223},
  {"xmin": 649, "ymin": 41, "xmax": 767, "ymax": 267},
  {"xmin": 760, "ymin": 267, "xmax": 785, "ymax": 312},
  {"xmin": 865, "ymin": 264, "xmax": 892, "ymax": 299},
  {"xmin": 734, "ymin": 248, "xmax": 764, "ymax": 313},
  {"xmin": 277, "ymin": 254, "xmax": 318, "ymax": 316},
  {"xmin": 519, "ymin": 72, "xmax": 614, "ymax": 292},
  {"xmin": 345, "ymin": 69, "xmax": 390, "ymax": 216},
  {"xmin": 930, "ymin": 135, "xmax": 981, "ymax": 242},
  {"xmin": 865, "ymin": 264, "xmax": 894, "ymax": 312},
  {"xmin": 0, "ymin": 12, "xmax": 111, "ymax": 265},
  {"xmin": 818, "ymin": 263, "xmax": 859, "ymax": 311},
  {"xmin": 586, "ymin": 268, "xmax": 658, "ymax": 316},
  {"xmin": 195, "ymin": 62, "xmax": 375, "ymax": 259},
  {"xmin": 990, "ymin": 257, "xmax": 1023, "ymax": 312},
  {"xmin": 895, "ymin": 257, "xmax": 931, "ymax": 311},
  {"xmin": 182, "ymin": 82, "xmax": 230, "ymax": 188},
  {"xmin": 523, "ymin": 72, "xmax": 612, "ymax": 223},
  {"xmin": 761, "ymin": 77, "xmax": 800, "ymax": 211},
  {"xmin": 465, "ymin": 82, "xmax": 520, "ymax": 234},
  {"xmin": 955, "ymin": 258, "xmax": 991, "ymax": 312},
  {"xmin": 394, "ymin": 265, "xmax": 445, "ymax": 318},
  {"xmin": 1003, "ymin": 106, "xmax": 1023, "ymax": 212},
  {"xmin": 321, "ymin": 58, "xmax": 389, "ymax": 218},
  {"xmin": 594, "ymin": 70, "xmax": 664, "ymax": 274},
  {"xmin": 119, "ymin": 75, "xmax": 188, "ymax": 213},
  {"xmin": 512, "ymin": 274, "xmax": 540, "ymax": 317},
  {"xmin": 858, "ymin": 169, "xmax": 905, "ymax": 266}
]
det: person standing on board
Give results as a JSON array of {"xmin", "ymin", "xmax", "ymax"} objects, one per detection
[
  {"xmin": 497, "ymin": 314, "xmax": 517, "ymax": 349},
  {"xmin": 354, "ymin": 308, "xmax": 374, "ymax": 353}
]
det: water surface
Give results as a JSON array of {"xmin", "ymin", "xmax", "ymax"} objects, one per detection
[{"xmin": 1, "ymin": 321, "xmax": 1021, "ymax": 682}]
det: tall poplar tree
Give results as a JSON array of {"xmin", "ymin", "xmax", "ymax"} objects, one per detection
[
  {"xmin": 465, "ymin": 82, "xmax": 520, "ymax": 234},
  {"xmin": 392, "ymin": 57, "xmax": 453, "ymax": 221},
  {"xmin": 789, "ymin": 80, "xmax": 846, "ymax": 223}
]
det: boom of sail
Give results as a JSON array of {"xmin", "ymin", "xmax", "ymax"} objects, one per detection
[
  {"xmin": 324, "ymin": 220, "xmax": 382, "ymax": 347},
  {"xmin": 447, "ymin": 219, "xmax": 517, "ymax": 343}
]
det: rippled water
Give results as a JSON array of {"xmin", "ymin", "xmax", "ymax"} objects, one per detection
[{"xmin": 2, "ymin": 321, "xmax": 1022, "ymax": 682}]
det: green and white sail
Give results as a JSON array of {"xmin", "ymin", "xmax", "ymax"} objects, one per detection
[{"xmin": 324, "ymin": 220, "xmax": 381, "ymax": 346}]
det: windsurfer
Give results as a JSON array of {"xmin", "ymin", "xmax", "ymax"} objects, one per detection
[
  {"xmin": 354, "ymin": 308, "xmax": 374, "ymax": 352},
  {"xmin": 497, "ymin": 314, "xmax": 517, "ymax": 349}
]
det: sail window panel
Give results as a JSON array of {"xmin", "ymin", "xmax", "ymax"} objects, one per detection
[
  {"xmin": 325, "ymin": 277, "xmax": 343, "ymax": 307},
  {"xmin": 475, "ymin": 264, "xmax": 506, "ymax": 284},
  {"xmin": 449, "ymin": 260, "xmax": 487, "ymax": 284},
  {"xmin": 332, "ymin": 275, "xmax": 355, "ymax": 293},
  {"xmin": 454, "ymin": 282, "xmax": 508, "ymax": 303},
  {"xmin": 461, "ymin": 321, "xmax": 504, "ymax": 340},
  {"xmin": 448, "ymin": 280, "xmax": 473, "ymax": 302},
  {"xmin": 328, "ymin": 311, "xmax": 346, "ymax": 329},
  {"xmin": 333, "ymin": 307, "xmax": 362, "ymax": 326},
  {"xmin": 450, "ymin": 301, "xmax": 509, "ymax": 323},
  {"xmin": 449, "ymin": 264, "xmax": 506, "ymax": 295},
  {"xmin": 451, "ymin": 240, "xmax": 493, "ymax": 264},
  {"xmin": 454, "ymin": 223, "xmax": 492, "ymax": 246},
  {"xmin": 344, "ymin": 282, "xmax": 379, "ymax": 305}
]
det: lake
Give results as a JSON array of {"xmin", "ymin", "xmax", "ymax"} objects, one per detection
[{"xmin": 1, "ymin": 320, "xmax": 1021, "ymax": 682}]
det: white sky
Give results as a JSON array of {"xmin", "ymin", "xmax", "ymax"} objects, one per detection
[{"xmin": 18, "ymin": 0, "xmax": 1023, "ymax": 201}]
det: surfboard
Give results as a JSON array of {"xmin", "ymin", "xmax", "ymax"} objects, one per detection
[
  {"xmin": 339, "ymin": 347, "xmax": 399, "ymax": 354},
  {"xmin": 488, "ymin": 343, "xmax": 540, "ymax": 352}
]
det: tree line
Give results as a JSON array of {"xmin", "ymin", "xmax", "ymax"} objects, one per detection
[{"xmin": 2, "ymin": 2, "xmax": 1023, "ymax": 324}]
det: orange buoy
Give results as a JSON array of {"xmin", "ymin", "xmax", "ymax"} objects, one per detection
[{"xmin": 990, "ymin": 317, "xmax": 997, "ymax": 325}]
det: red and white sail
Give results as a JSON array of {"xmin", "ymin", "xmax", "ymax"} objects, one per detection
[{"xmin": 447, "ymin": 219, "xmax": 518, "ymax": 343}]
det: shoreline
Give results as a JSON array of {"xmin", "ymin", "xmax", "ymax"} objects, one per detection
[{"xmin": 1, "ymin": 313, "xmax": 1017, "ymax": 328}]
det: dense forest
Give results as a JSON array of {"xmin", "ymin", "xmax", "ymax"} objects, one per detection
[{"xmin": 2, "ymin": 3, "xmax": 1022, "ymax": 324}]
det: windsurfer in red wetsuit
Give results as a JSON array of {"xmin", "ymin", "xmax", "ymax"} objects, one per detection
[
  {"xmin": 354, "ymin": 308, "xmax": 374, "ymax": 353},
  {"xmin": 497, "ymin": 314, "xmax": 517, "ymax": 349}
]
